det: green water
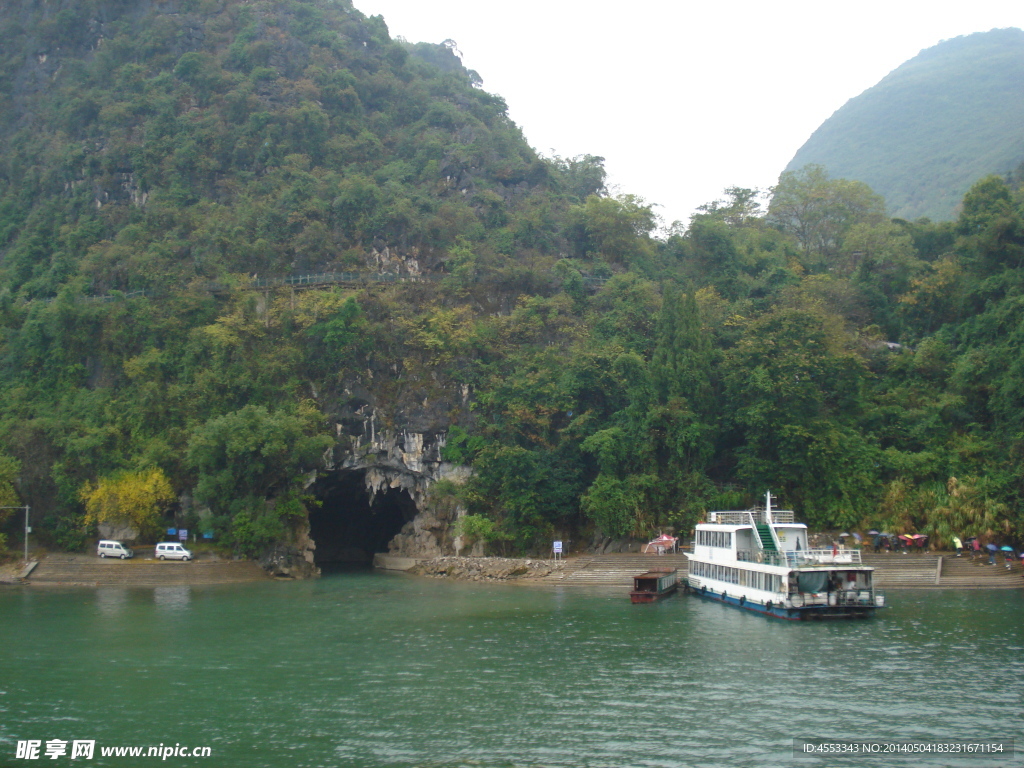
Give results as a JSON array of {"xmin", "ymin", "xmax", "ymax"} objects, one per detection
[{"xmin": 1, "ymin": 574, "xmax": 1022, "ymax": 768}]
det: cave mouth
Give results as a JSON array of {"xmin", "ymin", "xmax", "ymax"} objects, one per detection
[{"xmin": 308, "ymin": 470, "xmax": 417, "ymax": 568}]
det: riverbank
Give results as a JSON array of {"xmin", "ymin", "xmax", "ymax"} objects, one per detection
[
  {"xmin": 0, "ymin": 560, "xmax": 23, "ymax": 584},
  {"xmin": 382, "ymin": 551, "xmax": 1024, "ymax": 589},
  {"xmin": 8, "ymin": 550, "xmax": 1023, "ymax": 588}
]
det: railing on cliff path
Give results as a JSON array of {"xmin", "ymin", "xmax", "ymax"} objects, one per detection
[{"xmin": 32, "ymin": 271, "xmax": 609, "ymax": 304}]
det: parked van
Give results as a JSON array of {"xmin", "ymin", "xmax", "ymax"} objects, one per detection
[
  {"xmin": 155, "ymin": 542, "xmax": 192, "ymax": 561},
  {"xmin": 97, "ymin": 540, "xmax": 134, "ymax": 559}
]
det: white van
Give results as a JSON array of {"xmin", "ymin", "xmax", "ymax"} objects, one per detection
[
  {"xmin": 155, "ymin": 542, "xmax": 193, "ymax": 561},
  {"xmin": 97, "ymin": 540, "xmax": 134, "ymax": 559}
]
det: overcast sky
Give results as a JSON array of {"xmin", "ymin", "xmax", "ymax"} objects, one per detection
[{"xmin": 355, "ymin": 0, "xmax": 1024, "ymax": 227}]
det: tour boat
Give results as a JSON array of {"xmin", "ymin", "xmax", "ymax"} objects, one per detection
[
  {"xmin": 684, "ymin": 492, "xmax": 884, "ymax": 620},
  {"xmin": 629, "ymin": 568, "xmax": 679, "ymax": 603}
]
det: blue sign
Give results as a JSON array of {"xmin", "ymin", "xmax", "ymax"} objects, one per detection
[
  {"xmin": 203, "ymin": 530, "xmax": 214, "ymax": 540},
  {"xmin": 167, "ymin": 528, "xmax": 177, "ymax": 536},
  {"xmin": 178, "ymin": 529, "xmax": 188, "ymax": 541}
]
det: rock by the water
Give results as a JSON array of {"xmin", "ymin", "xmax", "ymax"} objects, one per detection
[{"xmin": 409, "ymin": 556, "xmax": 565, "ymax": 582}]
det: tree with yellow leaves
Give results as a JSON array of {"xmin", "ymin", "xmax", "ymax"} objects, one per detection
[{"xmin": 80, "ymin": 468, "xmax": 175, "ymax": 541}]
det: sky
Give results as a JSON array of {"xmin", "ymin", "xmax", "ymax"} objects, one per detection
[{"xmin": 354, "ymin": 0, "xmax": 1024, "ymax": 227}]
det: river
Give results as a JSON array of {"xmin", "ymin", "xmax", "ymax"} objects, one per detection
[{"xmin": 1, "ymin": 572, "xmax": 1021, "ymax": 767}]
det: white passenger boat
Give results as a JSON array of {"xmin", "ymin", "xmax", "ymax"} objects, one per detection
[{"xmin": 684, "ymin": 492, "xmax": 884, "ymax": 620}]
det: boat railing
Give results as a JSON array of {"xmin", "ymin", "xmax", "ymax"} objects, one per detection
[
  {"xmin": 736, "ymin": 549, "xmax": 790, "ymax": 567},
  {"xmin": 787, "ymin": 588, "xmax": 884, "ymax": 609},
  {"xmin": 708, "ymin": 510, "xmax": 751, "ymax": 525},
  {"xmin": 707, "ymin": 508, "xmax": 797, "ymax": 525},
  {"xmin": 798, "ymin": 548, "xmax": 863, "ymax": 565},
  {"xmin": 736, "ymin": 548, "xmax": 863, "ymax": 567}
]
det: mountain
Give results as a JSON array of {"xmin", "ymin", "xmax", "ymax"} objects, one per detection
[
  {"xmin": 3, "ymin": 0, "xmax": 1024, "ymax": 567},
  {"xmin": 784, "ymin": 28, "xmax": 1024, "ymax": 221}
]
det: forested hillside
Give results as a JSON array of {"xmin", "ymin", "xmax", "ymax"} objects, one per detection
[
  {"xmin": 1, "ymin": 0, "xmax": 1024, "ymax": 558},
  {"xmin": 786, "ymin": 28, "xmax": 1024, "ymax": 222}
]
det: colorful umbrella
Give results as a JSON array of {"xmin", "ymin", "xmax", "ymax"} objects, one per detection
[
  {"xmin": 986, "ymin": 543, "xmax": 998, "ymax": 552},
  {"xmin": 1000, "ymin": 546, "xmax": 1015, "ymax": 552}
]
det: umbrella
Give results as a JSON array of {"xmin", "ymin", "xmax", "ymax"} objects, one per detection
[
  {"xmin": 867, "ymin": 529, "xmax": 880, "ymax": 535},
  {"xmin": 852, "ymin": 532, "xmax": 862, "ymax": 542},
  {"xmin": 1000, "ymin": 546, "xmax": 1015, "ymax": 552},
  {"xmin": 986, "ymin": 543, "xmax": 998, "ymax": 552},
  {"xmin": 839, "ymin": 532, "xmax": 851, "ymax": 538}
]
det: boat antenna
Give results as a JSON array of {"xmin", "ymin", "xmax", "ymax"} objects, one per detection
[{"xmin": 765, "ymin": 490, "xmax": 773, "ymax": 522}]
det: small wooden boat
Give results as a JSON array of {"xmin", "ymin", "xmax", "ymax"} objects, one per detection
[{"xmin": 629, "ymin": 568, "xmax": 678, "ymax": 603}]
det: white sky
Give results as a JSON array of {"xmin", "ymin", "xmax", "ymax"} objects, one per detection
[{"xmin": 354, "ymin": 0, "xmax": 1024, "ymax": 227}]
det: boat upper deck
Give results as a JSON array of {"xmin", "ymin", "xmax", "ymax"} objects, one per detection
[{"xmin": 692, "ymin": 497, "xmax": 869, "ymax": 570}]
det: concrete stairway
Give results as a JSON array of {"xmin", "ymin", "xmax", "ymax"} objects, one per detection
[
  {"xmin": 28, "ymin": 554, "xmax": 270, "ymax": 586},
  {"xmin": 555, "ymin": 553, "xmax": 689, "ymax": 587},
  {"xmin": 860, "ymin": 552, "xmax": 941, "ymax": 587},
  {"xmin": 936, "ymin": 553, "xmax": 1023, "ymax": 588}
]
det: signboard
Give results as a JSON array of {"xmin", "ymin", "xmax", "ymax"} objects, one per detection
[
  {"xmin": 167, "ymin": 528, "xmax": 177, "ymax": 536},
  {"xmin": 553, "ymin": 540, "xmax": 562, "ymax": 553},
  {"xmin": 203, "ymin": 530, "xmax": 214, "ymax": 540},
  {"xmin": 178, "ymin": 529, "xmax": 188, "ymax": 541}
]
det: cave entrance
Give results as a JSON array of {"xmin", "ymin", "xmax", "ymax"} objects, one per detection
[{"xmin": 308, "ymin": 470, "xmax": 417, "ymax": 568}]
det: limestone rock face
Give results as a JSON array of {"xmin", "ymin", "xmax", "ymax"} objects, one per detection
[
  {"xmin": 329, "ymin": 422, "xmax": 471, "ymax": 559},
  {"xmin": 98, "ymin": 523, "xmax": 140, "ymax": 542},
  {"xmin": 261, "ymin": 524, "xmax": 318, "ymax": 579},
  {"xmin": 268, "ymin": 397, "xmax": 472, "ymax": 577}
]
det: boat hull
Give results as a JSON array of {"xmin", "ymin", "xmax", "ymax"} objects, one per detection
[
  {"xmin": 684, "ymin": 581, "xmax": 879, "ymax": 621},
  {"xmin": 629, "ymin": 583, "xmax": 678, "ymax": 603}
]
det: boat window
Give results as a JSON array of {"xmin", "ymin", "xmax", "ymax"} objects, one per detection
[{"xmin": 696, "ymin": 530, "xmax": 733, "ymax": 548}]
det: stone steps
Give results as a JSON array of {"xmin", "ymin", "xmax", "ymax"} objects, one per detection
[
  {"xmin": 557, "ymin": 554, "xmax": 689, "ymax": 586},
  {"xmin": 936, "ymin": 554, "xmax": 1023, "ymax": 588},
  {"xmin": 860, "ymin": 553, "xmax": 940, "ymax": 587},
  {"xmin": 28, "ymin": 554, "xmax": 269, "ymax": 586}
]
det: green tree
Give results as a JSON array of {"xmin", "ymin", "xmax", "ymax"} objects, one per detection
[
  {"xmin": 0, "ymin": 454, "xmax": 22, "ymax": 551},
  {"xmin": 566, "ymin": 194, "xmax": 656, "ymax": 264},
  {"xmin": 724, "ymin": 306, "xmax": 880, "ymax": 526},
  {"xmin": 551, "ymin": 154, "xmax": 607, "ymax": 201},
  {"xmin": 768, "ymin": 164, "xmax": 886, "ymax": 268},
  {"xmin": 186, "ymin": 402, "xmax": 331, "ymax": 513}
]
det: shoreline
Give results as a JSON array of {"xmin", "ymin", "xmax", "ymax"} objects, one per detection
[{"xmin": 4, "ymin": 551, "xmax": 1021, "ymax": 589}]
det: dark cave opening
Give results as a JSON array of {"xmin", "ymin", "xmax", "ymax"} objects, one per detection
[{"xmin": 308, "ymin": 470, "xmax": 417, "ymax": 566}]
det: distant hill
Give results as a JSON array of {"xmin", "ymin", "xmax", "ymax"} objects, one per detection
[{"xmin": 785, "ymin": 28, "xmax": 1024, "ymax": 221}]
